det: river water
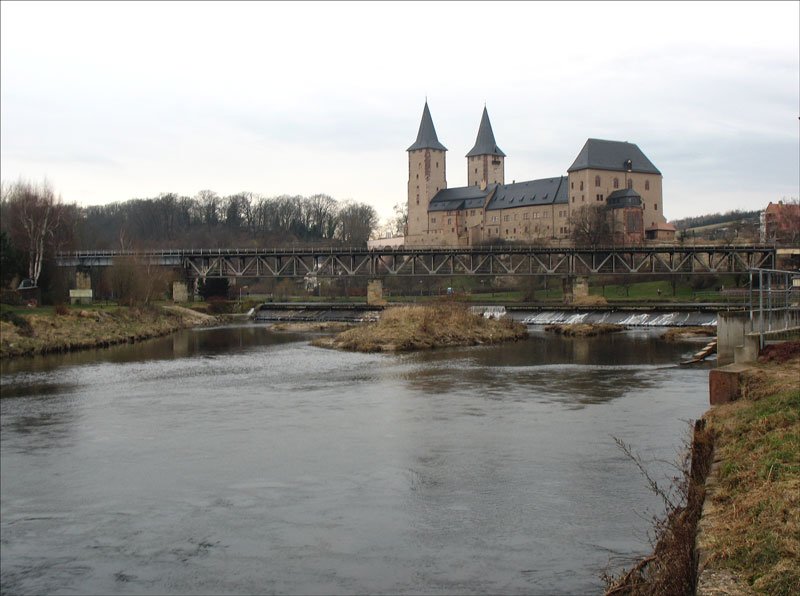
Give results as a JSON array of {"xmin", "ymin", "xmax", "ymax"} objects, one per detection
[{"xmin": 1, "ymin": 324, "xmax": 711, "ymax": 595}]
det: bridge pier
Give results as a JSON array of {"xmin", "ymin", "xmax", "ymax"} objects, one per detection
[
  {"xmin": 562, "ymin": 276, "xmax": 589, "ymax": 304},
  {"xmin": 367, "ymin": 279, "xmax": 386, "ymax": 306},
  {"xmin": 172, "ymin": 281, "xmax": 190, "ymax": 303}
]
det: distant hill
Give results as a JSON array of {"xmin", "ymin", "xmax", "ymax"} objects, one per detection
[{"xmin": 670, "ymin": 209, "xmax": 760, "ymax": 231}]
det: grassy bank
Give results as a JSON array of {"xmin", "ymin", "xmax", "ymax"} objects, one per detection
[
  {"xmin": 698, "ymin": 348, "xmax": 800, "ymax": 595},
  {"xmin": 0, "ymin": 304, "xmax": 216, "ymax": 359},
  {"xmin": 606, "ymin": 346, "xmax": 800, "ymax": 595},
  {"xmin": 544, "ymin": 323, "xmax": 624, "ymax": 337},
  {"xmin": 311, "ymin": 303, "xmax": 528, "ymax": 352}
]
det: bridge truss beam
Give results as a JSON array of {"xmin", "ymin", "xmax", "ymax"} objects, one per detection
[{"xmin": 56, "ymin": 245, "xmax": 778, "ymax": 279}]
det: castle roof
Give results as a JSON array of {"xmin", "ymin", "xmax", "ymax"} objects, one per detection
[
  {"xmin": 486, "ymin": 177, "xmax": 568, "ymax": 210},
  {"xmin": 466, "ymin": 107, "xmax": 505, "ymax": 158},
  {"xmin": 607, "ymin": 188, "xmax": 642, "ymax": 208},
  {"xmin": 567, "ymin": 139, "xmax": 661, "ymax": 174},
  {"xmin": 407, "ymin": 102, "xmax": 447, "ymax": 152},
  {"xmin": 428, "ymin": 185, "xmax": 495, "ymax": 212}
]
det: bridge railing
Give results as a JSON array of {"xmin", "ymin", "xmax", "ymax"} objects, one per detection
[{"xmin": 748, "ymin": 268, "xmax": 800, "ymax": 349}]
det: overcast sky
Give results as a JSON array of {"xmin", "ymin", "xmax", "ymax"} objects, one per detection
[{"xmin": 2, "ymin": 1, "xmax": 798, "ymax": 224}]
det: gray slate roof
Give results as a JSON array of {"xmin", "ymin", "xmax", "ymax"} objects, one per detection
[
  {"xmin": 428, "ymin": 185, "xmax": 495, "ymax": 212},
  {"xmin": 427, "ymin": 177, "xmax": 568, "ymax": 213},
  {"xmin": 407, "ymin": 102, "xmax": 447, "ymax": 152},
  {"xmin": 567, "ymin": 139, "xmax": 661, "ymax": 174},
  {"xmin": 486, "ymin": 177, "xmax": 568, "ymax": 211},
  {"xmin": 466, "ymin": 107, "xmax": 505, "ymax": 158},
  {"xmin": 606, "ymin": 188, "xmax": 642, "ymax": 208}
]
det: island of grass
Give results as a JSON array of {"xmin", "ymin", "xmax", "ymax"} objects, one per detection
[
  {"xmin": 311, "ymin": 303, "xmax": 529, "ymax": 353},
  {"xmin": 544, "ymin": 323, "xmax": 625, "ymax": 337}
]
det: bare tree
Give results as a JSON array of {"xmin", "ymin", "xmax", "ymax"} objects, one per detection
[
  {"xmin": 336, "ymin": 201, "xmax": 379, "ymax": 246},
  {"xmin": 3, "ymin": 179, "xmax": 67, "ymax": 287},
  {"xmin": 568, "ymin": 204, "xmax": 612, "ymax": 247}
]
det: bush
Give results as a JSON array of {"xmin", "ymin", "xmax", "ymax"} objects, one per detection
[
  {"xmin": 206, "ymin": 297, "xmax": 233, "ymax": 314},
  {"xmin": 54, "ymin": 303, "xmax": 69, "ymax": 316},
  {"xmin": 0, "ymin": 310, "xmax": 34, "ymax": 336}
]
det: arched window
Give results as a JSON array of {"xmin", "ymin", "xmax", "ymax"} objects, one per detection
[
  {"xmin": 595, "ymin": 175, "xmax": 601, "ymax": 187},
  {"xmin": 613, "ymin": 178, "xmax": 619, "ymax": 189}
]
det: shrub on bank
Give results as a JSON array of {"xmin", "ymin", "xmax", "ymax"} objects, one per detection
[{"xmin": 312, "ymin": 303, "xmax": 528, "ymax": 352}]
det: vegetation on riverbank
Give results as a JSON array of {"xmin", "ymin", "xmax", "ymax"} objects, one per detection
[
  {"xmin": 544, "ymin": 323, "xmax": 624, "ymax": 337},
  {"xmin": 0, "ymin": 304, "xmax": 216, "ymax": 358},
  {"xmin": 311, "ymin": 303, "xmax": 528, "ymax": 353},
  {"xmin": 271, "ymin": 321, "xmax": 354, "ymax": 333},
  {"xmin": 660, "ymin": 326, "xmax": 717, "ymax": 341},
  {"xmin": 605, "ymin": 346, "xmax": 800, "ymax": 595},
  {"xmin": 698, "ymin": 347, "xmax": 800, "ymax": 595}
]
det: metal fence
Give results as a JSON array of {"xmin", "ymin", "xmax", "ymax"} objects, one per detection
[{"xmin": 748, "ymin": 268, "xmax": 800, "ymax": 349}]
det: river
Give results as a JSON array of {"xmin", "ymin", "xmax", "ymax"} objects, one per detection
[{"xmin": 1, "ymin": 324, "xmax": 711, "ymax": 595}]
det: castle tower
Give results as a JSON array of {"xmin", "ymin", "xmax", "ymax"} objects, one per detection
[
  {"xmin": 407, "ymin": 102, "xmax": 447, "ymax": 240},
  {"xmin": 466, "ymin": 107, "xmax": 505, "ymax": 188}
]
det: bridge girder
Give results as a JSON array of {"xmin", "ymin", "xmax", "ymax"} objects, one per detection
[{"xmin": 56, "ymin": 245, "xmax": 779, "ymax": 279}]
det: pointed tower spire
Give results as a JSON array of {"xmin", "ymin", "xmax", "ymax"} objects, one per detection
[
  {"xmin": 466, "ymin": 106, "xmax": 505, "ymax": 157},
  {"xmin": 407, "ymin": 102, "xmax": 447, "ymax": 152}
]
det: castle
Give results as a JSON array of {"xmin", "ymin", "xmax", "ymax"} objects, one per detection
[{"xmin": 404, "ymin": 102, "xmax": 673, "ymax": 247}]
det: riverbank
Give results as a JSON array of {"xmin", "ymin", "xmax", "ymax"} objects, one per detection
[
  {"xmin": 0, "ymin": 305, "xmax": 217, "ymax": 359},
  {"xmin": 606, "ymin": 345, "xmax": 800, "ymax": 596},
  {"xmin": 696, "ymin": 346, "xmax": 799, "ymax": 595},
  {"xmin": 544, "ymin": 323, "xmax": 624, "ymax": 337},
  {"xmin": 311, "ymin": 303, "xmax": 528, "ymax": 352}
]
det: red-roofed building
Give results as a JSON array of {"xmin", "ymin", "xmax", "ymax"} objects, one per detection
[{"xmin": 761, "ymin": 201, "xmax": 800, "ymax": 244}]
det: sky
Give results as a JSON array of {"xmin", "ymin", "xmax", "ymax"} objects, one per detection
[{"xmin": 2, "ymin": 1, "xmax": 798, "ymax": 226}]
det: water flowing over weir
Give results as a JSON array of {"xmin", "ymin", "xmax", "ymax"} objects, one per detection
[
  {"xmin": 518, "ymin": 310, "xmax": 718, "ymax": 327},
  {"xmin": 252, "ymin": 304, "xmax": 719, "ymax": 327}
]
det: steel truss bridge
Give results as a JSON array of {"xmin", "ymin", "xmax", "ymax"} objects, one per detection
[{"xmin": 56, "ymin": 245, "xmax": 777, "ymax": 279}]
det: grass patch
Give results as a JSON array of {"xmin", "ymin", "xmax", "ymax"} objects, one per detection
[
  {"xmin": 311, "ymin": 302, "xmax": 528, "ymax": 352},
  {"xmin": 702, "ymin": 358, "xmax": 800, "ymax": 595},
  {"xmin": 544, "ymin": 323, "xmax": 624, "ymax": 337},
  {"xmin": 0, "ymin": 305, "xmax": 216, "ymax": 359}
]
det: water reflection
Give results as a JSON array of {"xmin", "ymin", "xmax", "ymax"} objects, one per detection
[{"xmin": 0, "ymin": 324, "xmax": 711, "ymax": 595}]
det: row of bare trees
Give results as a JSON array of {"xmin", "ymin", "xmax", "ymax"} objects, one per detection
[
  {"xmin": 0, "ymin": 180, "xmax": 382, "ymax": 301},
  {"xmin": 80, "ymin": 191, "xmax": 379, "ymax": 250}
]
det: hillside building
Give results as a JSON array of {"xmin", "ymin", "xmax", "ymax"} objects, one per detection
[{"xmin": 404, "ymin": 102, "xmax": 670, "ymax": 247}]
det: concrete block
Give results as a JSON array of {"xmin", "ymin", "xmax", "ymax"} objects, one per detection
[
  {"xmin": 709, "ymin": 363, "xmax": 752, "ymax": 405},
  {"xmin": 172, "ymin": 281, "xmax": 189, "ymax": 303},
  {"xmin": 734, "ymin": 333, "xmax": 760, "ymax": 364},
  {"xmin": 367, "ymin": 279, "xmax": 386, "ymax": 306},
  {"xmin": 69, "ymin": 288, "xmax": 93, "ymax": 305}
]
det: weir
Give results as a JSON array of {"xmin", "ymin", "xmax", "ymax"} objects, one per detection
[{"xmin": 521, "ymin": 310, "xmax": 718, "ymax": 326}]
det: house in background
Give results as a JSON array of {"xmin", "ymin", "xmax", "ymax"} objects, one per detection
[{"xmin": 761, "ymin": 201, "xmax": 800, "ymax": 244}]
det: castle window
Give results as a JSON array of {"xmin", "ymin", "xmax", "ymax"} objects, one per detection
[
  {"xmin": 448, "ymin": 218, "xmax": 451, "ymax": 225},
  {"xmin": 436, "ymin": 162, "xmax": 439, "ymax": 168},
  {"xmin": 431, "ymin": 217, "xmax": 436, "ymax": 223},
  {"xmin": 571, "ymin": 182, "xmax": 574, "ymax": 189},
  {"xmin": 613, "ymin": 178, "xmax": 619, "ymax": 189},
  {"xmin": 654, "ymin": 203, "xmax": 657, "ymax": 211},
  {"xmin": 627, "ymin": 179, "xmax": 633, "ymax": 189},
  {"xmin": 645, "ymin": 180, "xmax": 650, "ymax": 191},
  {"xmin": 595, "ymin": 175, "xmax": 601, "ymax": 187},
  {"xmin": 580, "ymin": 181, "xmax": 584, "ymax": 191}
]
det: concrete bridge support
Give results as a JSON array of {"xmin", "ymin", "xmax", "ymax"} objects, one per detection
[
  {"xmin": 562, "ymin": 276, "xmax": 589, "ymax": 304},
  {"xmin": 172, "ymin": 281, "xmax": 190, "ymax": 303},
  {"xmin": 367, "ymin": 279, "xmax": 386, "ymax": 306}
]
